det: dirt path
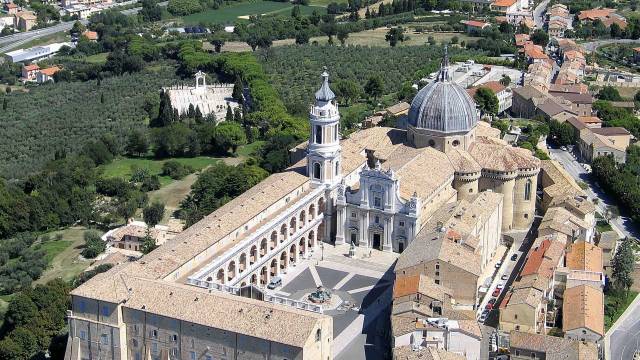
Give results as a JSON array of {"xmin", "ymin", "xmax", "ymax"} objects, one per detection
[{"xmin": 35, "ymin": 227, "xmax": 93, "ymax": 285}]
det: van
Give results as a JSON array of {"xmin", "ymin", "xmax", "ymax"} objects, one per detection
[{"xmin": 267, "ymin": 277, "xmax": 282, "ymax": 289}]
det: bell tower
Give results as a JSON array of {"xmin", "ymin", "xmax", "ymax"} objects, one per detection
[{"xmin": 307, "ymin": 68, "xmax": 342, "ymax": 187}]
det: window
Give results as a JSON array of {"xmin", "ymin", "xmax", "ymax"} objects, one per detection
[
  {"xmin": 435, "ymin": 263, "xmax": 440, "ymax": 270},
  {"xmin": 374, "ymin": 197, "xmax": 381, "ymax": 208},
  {"xmin": 135, "ymin": 353, "xmax": 141, "ymax": 360},
  {"xmin": 100, "ymin": 334, "xmax": 109, "ymax": 345},
  {"xmin": 334, "ymin": 125, "xmax": 339, "ymax": 141},
  {"xmin": 316, "ymin": 329, "xmax": 322, "ymax": 341},
  {"xmin": 80, "ymin": 331, "xmax": 87, "ymax": 340},
  {"xmin": 170, "ymin": 348, "xmax": 179, "ymax": 358},
  {"xmin": 524, "ymin": 179, "xmax": 532, "ymax": 201},
  {"xmin": 133, "ymin": 325, "xmax": 139, "ymax": 335},
  {"xmin": 205, "ymin": 356, "xmax": 212, "ymax": 360},
  {"xmin": 152, "ymin": 343, "xmax": 158, "ymax": 354},
  {"xmin": 190, "ymin": 351, "xmax": 196, "ymax": 360},
  {"xmin": 375, "ymin": 216, "xmax": 380, "ymax": 224},
  {"xmin": 469, "ymin": 188, "xmax": 473, "ymax": 193},
  {"xmin": 515, "ymin": 350, "xmax": 520, "ymax": 356},
  {"xmin": 101, "ymin": 305, "xmax": 109, "ymax": 317},
  {"xmin": 171, "ymin": 334, "xmax": 178, "ymax": 342},
  {"xmin": 351, "ymin": 212, "xmax": 356, "ymax": 218},
  {"xmin": 514, "ymin": 314, "xmax": 518, "ymax": 320},
  {"xmin": 399, "ymin": 221, "xmax": 405, "ymax": 227},
  {"xmin": 78, "ymin": 300, "xmax": 86, "ymax": 312},
  {"xmin": 315, "ymin": 125, "xmax": 322, "ymax": 143},
  {"xmin": 132, "ymin": 339, "xmax": 138, "ymax": 348},
  {"xmin": 435, "ymin": 271, "xmax": 439, "ymax": 276},
  {"xmin": 335, "ymin": 161, "xmax": 340, "ymax": 176},
  {"xmin": 313, "ymin": 163, "xmax": 321, "ymax": 180},
  {"xmin": 531, "ymin": 353, "xmax": 537, "ymax": 359},
  {"xmin": 151, "ymin": 330, "xmax": 158, "ymax": 338},
  {"xmin": 452, "ymin": 139, "xmax": 460, "ymax": 147},
  {"xmin": 434, "ymin": 279, "xmax": 440, "ymax": 284}
]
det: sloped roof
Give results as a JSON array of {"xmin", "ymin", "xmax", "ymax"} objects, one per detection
[
  {"xmin": 566, "ymin": 240, "xmax": 603, "ymax": 272},
  {"xmin": 563, "ymin": 284, "xmax": 604, "ymax": 336}
]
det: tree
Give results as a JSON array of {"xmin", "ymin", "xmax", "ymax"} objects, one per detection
[
  {"xmin": 81, "ymin": 230, "xmax": 106, "ymax": 259},
  {"xmin": 334, "ymin": 79, "xmax": 362, "ymax": 105},
  {"xmin": 499, "ymin": 74, "xmax": 511, "ymax": 87},
  {"xmin": 225, "ymin": 104, "xmax": 233, "ymax": 121},
  {"xmin": 612, "ymin": 238, "xmax": 635, "ymax": 293},
  {"xmin": 473, "ymin": 87, "xmax": 499, "ymax": 116},
  {"xmin": 598, "ymin": 86, "xmax": 622, "ymax": 101},
  {"xmin": 635, "ymin": 90, "xmax": 640, "ymax": 103},
  {"xmin": 364, "ymin": 75, "xmax": 384, "ymax": 101},
  {"xmin": 232, "ymin": 77, "xmax": 243, "ymax": 103},
  {"xmin": 385, "ymin": 26, "xmax": 406, "ymax": 47},
  {"xmin": 70, "ymin": 20, "xmax": 86, "ymax": 35},
  {"xmin": 291, "ymin": 4, "xmax": 301, "ymax": 18},
  {"xmin": 126, "ymin": 130, "xmax": 149, "ymax": 156},
  {"xmin": 141, "ymin": 235, "xmax": 157, "ymax": 254},
  {"xmin": 295, "ymin": 31, "xmax": 310, "ymax": 45},
  {"xmin": 531, "ymin": 29, "xmax": 549, "ymax": 47},
  {"xmin": 210, "ymin": 38, "xmax": 225, "ymax": 53},
  {"xmin": 337, "ymin": 29, "xmax": 349, "ymax": 46},
  {"xmin": 605, "ymin": 205, "xmax": 620, "ymax": 224},
  {"xmin": 4, "ymin": 293, "xmax": 38, "ymax": 329},
  {"xmin": 610, "ymin": 22, "xmax": 622, "ymax": 38},
  {"xmin": 143, "ymin": 202, "xmax": 165, "ymax": 227},
  {"xmin": 215, "ymin": 122, "xmax": 247, "ymax": 154},
  {"xmin": 116, "ymin": 198, "xmax": 137, "ymax": 223}
]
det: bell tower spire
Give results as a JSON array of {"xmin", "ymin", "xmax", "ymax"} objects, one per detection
[
  {"xmin": 307, "ymin": 67, "xmax": 342, "ymax": 187},
  {"xmin": 438, "ymin": 45, "xmax": 451, "ymax": 82}
]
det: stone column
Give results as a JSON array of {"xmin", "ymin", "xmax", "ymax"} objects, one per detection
[
  {"xmin": 335, "ymin": 206, "xmax": 346, "ymax": 245},
  {"xmin": 383, "ymin": 218, "xmax": 394, "ymax": 252},
  {"xmin": 360, "ymin": 212, "xmax": 369, "ymax": 248}
]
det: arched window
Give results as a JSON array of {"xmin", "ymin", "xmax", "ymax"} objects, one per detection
[
  {"xmin": 335, "ymin": 161, "xmax": 340, "ymax": 176},
  {"xmin": 452, "ymin": 139, "xmax": 460, "ymax": 147},
  {"xmin": 334, "ymin": 125, "xmax": 338, "ymax": 141},
  {"xmin": 313, "ymin": 162, "xmax": 321, "ymax": 180},
  {"xmin": 524, "ymin": 179, "xmax": 532, "ymax": 201},
  {"xmin": 315, "ymin": 125, "xmax": 322, "ymax": 143}
]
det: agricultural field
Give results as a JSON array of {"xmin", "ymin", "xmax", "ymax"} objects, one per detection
[
  {"xmin": 312, "ymin": 29, "xmax": 470, "ymax": 47},
  {"xmin": 182, "ymin": 0, "xmax": 325, "ymax": 24}
]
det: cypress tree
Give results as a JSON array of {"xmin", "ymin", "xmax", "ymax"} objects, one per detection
[{"xmin": 225, "ymin": 104, "xmax": 233, "ymax": 121}]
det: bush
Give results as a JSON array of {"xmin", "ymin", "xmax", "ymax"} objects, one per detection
[
  {"xmin": 81, "ymin": 230, "xmax": 105, "ymax": 259},
  {"xmin": 161, "ymin": 160, "xmax": 194, "ymax": 179},
  {"xmin": 167, "ymin": 0, "xmax": 203, "ymax": 15}
]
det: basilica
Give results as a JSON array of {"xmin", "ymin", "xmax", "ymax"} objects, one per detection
[{"xmin": 64, "ymin": 50, "xmax": 541, "ymax": 360}]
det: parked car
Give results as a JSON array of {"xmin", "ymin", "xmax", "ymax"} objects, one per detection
[
  {"xmin": 267, "ymin": 276, "xmax": 282, "ymax": 289},
  {"xmin": 479, "ymin": 312, "xmax": 488, "ymax": 322},
  {"xmin": 488, "ymin": 298, "xmax": 497, "ymax": 305},
  {"xmin": 501, "ymin": 274, "xmax": 509, "ymax": 281},
  {"xmin": 510, "ymin": 253, "xmax": 518, "ymax": 261},
  {"xmin": 561, "ymin": 146, "xmax": 567, "ymax": 151},
  {"xmin": 485, "ymin": 303, "xmax": 494, "ymax": 310},
  {"xmin": 492, "ymin": 288, "xmax": 501, "ymax": 297},
  {"xmin": 495, "ymin": 261, "xmax": 502, "ymax": 269}
]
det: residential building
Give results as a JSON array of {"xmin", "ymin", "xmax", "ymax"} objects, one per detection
[
  {"xmin": 14, "ymin": 10, "xmax": 36, "ymax": 31},
  {"xmin": 36, "ymin": 66, "xmax": 60, "ymax": 83},
  {"xmin": 509, "ymin": 331, "xmax": 599, "ymax": 360},
  {"xmin": 499, "ymin": 236, "xmax": 565, "ymax": 333},
  {"xmin": 393, "ymin": 345, "xmax": 466, "ymax": 360},
  {"xmin": 460, "ymin": 20, "xmax": 491, "ymax": 33},
  {"xmin": 104, "ymin": 221, "xmax": 174, "ymax": 253},
  {"xmin": 512, "ymin": 85, "xmax": 547, "ymax": 118},
  {"xmin": 577, "ymin": 126, "xmax": 631, "ymax": 164},
  {"xmin": 82, "ymin": 30, "xmax": 98, "ymax": 41},
  {"xmin": 21, "ymin": 64, "xmax": 39, "ymax": 81},
  {"xmin": 598, "ymin": 231, "xmax": 618, "ymax": 277},
  {"xmin": 506, "ymin": 10, "xmax": 533, "ymax": 26},
  {"xmin": 491, "ymin": 0, "xmax": 518, "ymax": 13},
  {"xmin": 577, "ymin": 8, "xmax": 627, "ymax": 29},
  {"xmin": 392, "ymin": 273, "xmax": 455, "ymax": 318},
  {"xmin": 563, "ymin": 284, "xmax": 604, "ymax": 343},
  {"xmin": 559, "ymin": 240, "xmax": 604, "ymax": 291},
  {"xmin": 538, "ymin": 160, "xmax": 595, "ymax": 225},
  {"xmin": 538, "ymin": 207, "xmax": 593, "ymax": 244},
  {"xmin": 552, "ymin": 92, "xmax": 592, "ymax": 117},
  {"xmin": 515, "ymin": 33, "xmax": 530, "ymax": 47},
  {"xmin": 3, "ymin": 2, "xmax": 18, "ymax": 14},
  {"xmin": 466, "ymin": 81, "xmax": 512, "ymax": 114}
]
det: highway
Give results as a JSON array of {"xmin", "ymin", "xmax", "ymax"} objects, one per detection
[{"xmin": 0, "ymin": 1, "xmax": 167, "ymax": 54}]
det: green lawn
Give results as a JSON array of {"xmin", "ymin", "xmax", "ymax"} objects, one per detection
[
  {"xmin": 597, "ymin": 220, "xmax": 614, "ymax": 234},
  {"xmin": 182, "ymin": 0, "xmax": 323, "ymax": 24},
  {"xmin": 308, "ymin": 0, "xmax": 346, "ymax": 5},
  {"xmin": 605, "ymin": 290, "xmax": 639, "ymax": 331},
  {"xmin": 85, "ymin": 52, "xmax": 109, "ymax": 65},
  {"xmin": 99, "ymin": 156, "xmax": 221, "ymax": 186},
  {"xmin": 237, "ymin": 141, "xmax": 266, "ymax": 157},
  {"xmin": 35, "ymin": 228, "xmax": 97, "ymax": 286}
]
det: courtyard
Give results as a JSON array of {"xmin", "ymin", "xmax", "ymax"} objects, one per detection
[{"xmin": 266, "ymin": 243, "xmax": 398, "ymax": 359}]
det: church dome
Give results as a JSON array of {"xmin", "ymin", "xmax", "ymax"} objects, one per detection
[{"xmin": 408, "ymin": 48, "xmax": 478, "ymax": 134}]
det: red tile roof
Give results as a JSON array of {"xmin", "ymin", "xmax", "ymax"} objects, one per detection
[
  {"xmin": 39, "ymin": 66, "xmax": 61, "ymax": 76},
  {"xmin": 82, "ymin": 30, "xmax": 98, "ymax": 40},
  {"xmin": 521, "ymin": 239, "xmax": 551, "ymax": 277},
  {"xmin": 493, "ymin": 0, "xmax": 517, "ymax": 7},
  {"xmin": 23, "ymin": 64, "xmax": 40, "ymax": 71}
]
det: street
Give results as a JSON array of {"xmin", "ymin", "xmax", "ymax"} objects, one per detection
[
  {"xmin": 582, "ymin": 38, "xmax": 640, "ymax": 53},
  {"xmin": 0, "ymin": 1, "xmax": 168, "ymax": 54},
  {"xmin": 533, "ymin": 0, "xmax": 550, "ymax": 29}
]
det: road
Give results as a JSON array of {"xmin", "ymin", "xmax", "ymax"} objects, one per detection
[
  {"xmin": 582, "ymin": 38, "xmax": 640, "ymax": 53},
  {"xmin": 547, "ymin": 148, "xmax": 639, "ymax": 239},
  {"xmin": 0, "ymin": 1, "xmax": 167, "ymax": 53},
  {"xmin": 533, "ymin": 0, "xmax": 550, "ymax": 29},
  {"xmin": 608, "ymin": 294, "xmax": 640, "ymax": 360}
]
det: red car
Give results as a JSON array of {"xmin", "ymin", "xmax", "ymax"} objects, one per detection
[
  {"xmin": 492, "ymin": 288, "xmax": 501, "ymax": 297},
  {"xmin": 485, "ymin": 303, "xmax": 494, "ymax": 310}
]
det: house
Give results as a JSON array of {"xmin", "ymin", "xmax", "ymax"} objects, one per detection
[
  {"xmin": 509, "ymin": 331, "xmax": 599, "ymax": 360},
  {"xmin": 491, "ymin": 0, "xmax": 518, "ymax": 13},
  {"xmin": 563, "ymin": 284, "xmax": 604, "ymax": 343},
  {"xmin": 4, "ymin": 2, "xmax": 18, "ymax": 15},
  {"xmin": 511, "ymin": 85, "xmax": 546, "ymax": 118},
  {"xmin": 565, "ymin": 116, "xmax": 602, "ymax": 129},
  {"xmin": 577, "ymin": 126, "xmax": 631, "ymax": 164},
  {"xmin": 36, "ymin": 66, "xmax": 61, "ymax": 83},
  {"xmin": 14, "ymin": 11, "xmax": 36, "ymax": 31},
  {"xmin": 552, "ymin": 92, "xmax": 593, "ymax": 117},
  {"xmin": 549, "ymin": 83, "xmax": 589, "ymax": 94},
  {"xmin": 460, "ymin": 20, "xmax": 491, "ymax": 33},
  {"xmin": 523, "ymin": 43, "xmax": 550, "ymax": 63},
  {"xmin": 561, "ymin": 240, "xmax": 604, "ymax": 290},
  {"xmin": 539, "ymin": 160, "xmax": 596, "ymax": 224},
  {"xmin": 21, "ymin": 64, "xmax": 39, "ymax": 81},
  {"xmin": 548, "ymin": 19, "xmax": 568, "ymax": 38},
  {"xmin": 466, "ymin": 81, "xmax": 512, "ymax": 114},
  {"xmin": 515, "ymin": 33, "xmax": 530, "ymax": 47},
  {"xmin": 499, "ymin": 236, "xmax": 565, "ymax": 334},
  {"xmin": 536, "ymin": 97, "xmax": 577, "ymax": 121},
  {"xmin": 82, "ymin": 30, "xmax": 98, "ymax": 41},
  {"xmin": 578, "ymin": 8, "xmax": 627, "ymax": 29},
  {"xmin": 104, "ymin": 220, "xmax": 172, "ymax": 253},
  {"xmin": 392, "ymin": 273, "xmax": 455, "ymax": 318},
  {"xmin": 538, "ymin": 207, "xmax": 593, "ymax": 244},
  {"xmin": 598, "ymin": 231, "xmax": 619, "ymax": 277},
  {"xmin": 506, "ymin": 10, "xmax": 533, "ymax": 26}
]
